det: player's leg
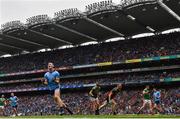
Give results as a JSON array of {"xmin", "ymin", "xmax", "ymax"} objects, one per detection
[
  {"xmin": 99, "ymin": 97, "xmax": 109, "ymax": 111},
  {"xmin": 153, "ymin": 101, "xmax": 161, "ymax": 114},
  {"xmin": 53, "ymin": 91, "xmax": 65, "ymax": 107},
  {"xmin": 90, "ymin": 101, "xmax": 94, "ymax": 114},
  {"xmin": 156, "ymin": 103, "xmax": 163, "ymax": 113},
  {"xmin": 152, "ymin": 102, "xmax": 156, "ymax": 113},
  {"xmin": 0, "ymin": 108, "xmax": 2, "ymax": 116},
  {"xmin": 159, "ymin": 104, "xmax": 163, "ymax": 113},
  {"xmin": 99, "ymin": 100, "xmax": 108, "ymax": 110},
  {"xmin": 95, "ymin": 99, "xmax": 100, "ymax": 110},
  {"xmin": 13, "ymin": 108, "xmax": 16, "ymax": 116},
  {"xmin": 90, "ymin": 99, "xmax": 96, "ymax": 114},
  {"xmin": 153, "ymin": 103, "xmax": 159, "ymax": 113},
  {"xmin": 89, "ymin": 98, "xmax": 94, "ymax": 114},
  {"xmin": 3, "ymin": 106, "xmax": 6, "ymax": 116},
  {"xmin": 13, "ymin": 107, "xmax": 18, "ymax": 116},
  {"xmin": 95, "ymin": 99, "xmax": 100, "ymax": 115},
  {"xmin": 148, "ymin": 100, "xmax": 153, "ymax": 114},
  {"xmin": 0, "ymin": 107, "xmax": 5, "ymax": 116},
  {"xmin": 53, "ymin": 88, "xmax": 73, "ymax": 114},
  {"xmin": 137, "ymin": 100, "xmax": 146, "ymax": 114},
  {"xmin": 11, "ymin": 106, "xmax": 17, "ymax": 116},
  {"xmin": 0, "ymin": 108, "xmax": 3, "ymax": 116},
  {"xmin": 111, "ymin": 99, "xmax": 117, "ymax": 115},
  {"xmin": 92, "ymin": 100, "xmax": 96, "ymax": 112}
]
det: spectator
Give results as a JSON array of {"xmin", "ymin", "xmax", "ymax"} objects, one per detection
[{"xmin": 3, "ymin": 87, "xmax": 179, "ymax": 115}]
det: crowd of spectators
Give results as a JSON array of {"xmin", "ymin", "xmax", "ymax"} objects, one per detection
[
  {"xmin": 3, "ymin": 87, "xmax": 179, "ymax": 115},
  {"xmin": 0, "ymin": 71, "xmax": 180, "ymax": 93},
  {"xmin": 0, "ymin": 32, "xmax": 180, "ymax": 74},
  {"xmin": 62, "ymin": 71, "xmax": 180, "ymax": 85},
  {"xmin": 0, "ymin": 83, "xmax": 43, "ymax": 92}
]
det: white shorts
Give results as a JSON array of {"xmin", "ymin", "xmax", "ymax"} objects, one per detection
[
  {"xmin": 90, "ymin": 97, "xmax": 98, "ymax": 102},
  {"xmin": 144, "ymin": 99, "xmax": 152, "ymax": 104},
  {"xmin": 0, "ymin": 106, "xmax": 4, "ymax": 109}
]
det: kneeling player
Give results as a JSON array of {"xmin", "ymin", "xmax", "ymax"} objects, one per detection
[
  {"xmin": 137, "ymin": 85, "xmax": 153, "ymax": 114},
  {"xmin": 152, "ymin": 88, "xmax": 163, "ymax": 113},
  {"xmin": 43, "ymin": 62, "xmax": 73, "ymax": 115},
  {"xmin": 89, "ymin": 83, "xmax": 101, "ymax": 115},
  {"xmin": 99, "ymin": 84, "xmax": 122, "ymax": 115}
]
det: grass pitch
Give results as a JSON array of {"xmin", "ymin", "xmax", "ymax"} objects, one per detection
[{"xmin": 0, "ymin": 114, "xmax": 179, "ymax": 119}]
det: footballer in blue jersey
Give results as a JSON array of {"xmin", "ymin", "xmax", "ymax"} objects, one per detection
[
  {"xmin": 152, "ymin": 88, "xmax": 163, "ymax": 113},
  {"xmin": 43, "ymin": 62, "xmax": 73, "ymax": 115},
  {"xmin": 44, "ymin": 70, "xmax": 60, "ymax": 91},
  {"xmin": 9, "ymin": 93, "xmax": 18, "ymax": 116}
]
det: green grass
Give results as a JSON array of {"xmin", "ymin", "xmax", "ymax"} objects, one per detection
[{"xmin": 0, "ymin": 114, "xmax": 179, "ymax": 118}]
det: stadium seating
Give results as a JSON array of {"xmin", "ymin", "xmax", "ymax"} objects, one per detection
[
  {"xmin": 0, "ymin": 32, "xmax": 180, "ymax": 74},
  {"xmin": 0, "ymin": 31, "xmax": 179, "ymax": 116},
  {"xmin": 1, "ymin": 72, "xmax": 180, "ymax": 92},
  {"xmin": 3, "ymin": 88, "xmax": 179, "ymax": 115}
]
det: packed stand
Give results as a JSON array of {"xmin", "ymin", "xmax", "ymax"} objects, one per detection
[
  {"xmin": 3, "ymin": 87, "xmax": 180, "ymax": 115},
  {"xmin": 0, "ymin": 71, "xmax": 180, "ymax": 92},
  {"xmin": 0, "ymin": 32, "xmax": 180, "ymax": 73},
  {"xmin": 0, "ymin": 83, "xmax": 43, "ymax": 92}
]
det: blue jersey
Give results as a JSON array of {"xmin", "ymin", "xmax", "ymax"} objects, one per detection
[
  {"xmin": 44, "ymin": 70, "xmax": 60, "ymax": 90},
  {"xmin": 9, "ymin": 96, "xmax": 18, "ymax": 106},
  {"xmin": 153, "ymin": 91, "xmax": 161, "ymax": 102}
]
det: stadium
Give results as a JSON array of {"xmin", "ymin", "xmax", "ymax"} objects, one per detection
[{"xmin": 0, "ymin": 0, "xmax": 180, "ymax": 118}]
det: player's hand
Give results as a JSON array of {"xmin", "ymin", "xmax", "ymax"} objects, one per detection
[
  {"xmin": 4, "ymin": 102, "xmax": 7, "ymax": 106},
  {"xmin": 44, "ymin": 80, "xmax": 48, "ymax": 85},
  {"xmin": 42, "ymin": 79, "xmax": 48, "ymax": 85},
  {"xmin": 89, "ymin": 91, "xmax": 94, "ymax": 97},
  {"xmin": 54, "ymin": 78, "xmax": 60, "ymax": 83},
  {"xmin": 90, "ymin": 94, "xmax": 94, "ymax": 97}
]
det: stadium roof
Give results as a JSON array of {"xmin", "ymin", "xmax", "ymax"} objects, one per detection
[{"xmin": 0, "ymin": 0, "xmax": 180, "ymax": 55}]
